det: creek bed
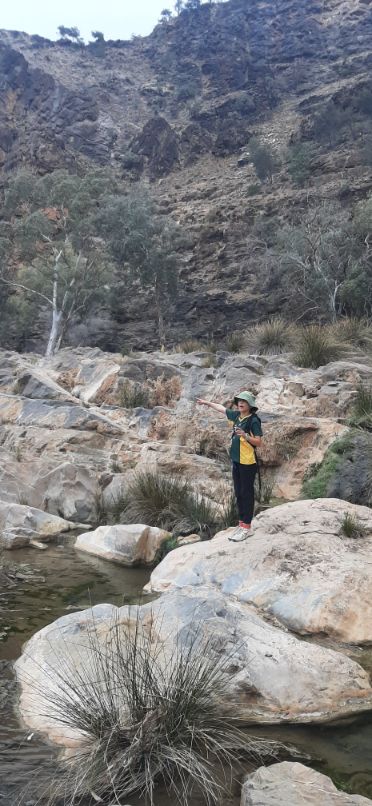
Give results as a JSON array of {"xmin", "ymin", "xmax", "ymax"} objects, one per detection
[{"xmin": 1, "ymin": 536, "xmax": 372, "ymax": 804}]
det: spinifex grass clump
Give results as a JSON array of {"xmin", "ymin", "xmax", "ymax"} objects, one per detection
[
  {"xmin": 294, "ymin": 325, "xmax": 341, "ymax": 369},
  {"xmin": 175, "ymin": 338, "xmax": 206, "ymax": 353},
  {"xmin": 225, "ymin": 330, "xmax": 245, "ymax": 353},
  {"xmin": 330, "ymin": 317, "xmax": 372, "ymax": 349},
  {"xmin": 251, "ymin": 317, "xmax": 294, "ymax": 354},
  {"xmin": 38, "ymin": 613, "xmax": 279, "ymax": 806},
  {"xmin": 117, "ymin": 470, "xmax": 220, "ymax": 537}
]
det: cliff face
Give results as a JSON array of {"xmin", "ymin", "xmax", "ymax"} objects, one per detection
[{"xmin": 1, "ymin": 0, "xmax": 372, "ymax": 347}]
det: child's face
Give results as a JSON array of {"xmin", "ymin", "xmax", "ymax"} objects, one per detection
[{"xmin": 237, "ymin": 400, "xmax": 250, "ymax": 416}]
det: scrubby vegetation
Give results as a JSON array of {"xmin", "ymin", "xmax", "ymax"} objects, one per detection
[
  {"xmin": 340, "ymin": 511, "xmax": 366, "ymax": 539},
  {"xmin": 0, "ymin": 169, "xmax": 181, "ymax": 353},
  {"xmin": 176, "ymin": 339, "xmax": 208, "ymax": 353},
  {"xmin": 349, "ymin": 383, "xmax": 372, "ymax": 430},
  {"xmin": 225, "ymin": 330, "xmax": 245, "ymax": 353},
  {"xmin": 36, "ymin": 613, "xmax": 280, "ymax": 806},
  {"xmin": 250, "ymin": 317, "xmax": 294, "ymax": 354},
  {"xmin": 114, "ymin": 470, "xmax": 219, "ymax": 537},
  {"xmin": 302, "ymin": 434, "xmax": 352, "ymax": 499},
  {"xmin": 111, "ymin": 471, "xmax": 238, "ymax": 538},
  {"xmin": 117, "ymin": 375, "xmax": 182, "ymax": 410}
]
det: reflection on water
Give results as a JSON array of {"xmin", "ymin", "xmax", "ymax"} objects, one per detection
[
  {"xmin": 1, "ymin": 535, "xmax": 372, "ymax": 803},
  {"xmin": 0, "ymin": 534, "xmax": 152, "ymax": 804}
]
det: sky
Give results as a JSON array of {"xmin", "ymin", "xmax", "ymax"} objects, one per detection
[{"xmin": 0, "ymin": 0, "xmax": 187, "ymax": 42}]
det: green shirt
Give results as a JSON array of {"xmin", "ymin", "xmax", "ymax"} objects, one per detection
[{"xmin": 226, "ymin": 410, "xmax": 263, "ymax": 465}]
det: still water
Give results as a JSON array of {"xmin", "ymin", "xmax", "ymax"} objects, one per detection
[{"xmin": 1, "ymin": 536, "xmax": 372, "ymax": 804}]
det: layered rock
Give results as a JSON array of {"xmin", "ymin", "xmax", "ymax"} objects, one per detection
[{"xmin": 146, "ymin": 499, "xmax": 372, "ymax": 644}]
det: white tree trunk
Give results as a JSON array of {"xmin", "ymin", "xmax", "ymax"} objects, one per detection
[
  {"xmin": 45, "ymin": 250, "xmax": 63, "ymax": 357},
  {"xmin": 45, "ymin": 308, "xmax": 62, "ymax": 357}
]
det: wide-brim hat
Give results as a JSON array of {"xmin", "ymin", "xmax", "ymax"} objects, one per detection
[{"xmin": 234, "ymin": 390, "xmax": 257, "ymax": 410}]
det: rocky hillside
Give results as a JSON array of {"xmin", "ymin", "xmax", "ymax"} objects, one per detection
[{"xmin": 1, "ymin": 0, "xmax": 372, "ymax": 346}]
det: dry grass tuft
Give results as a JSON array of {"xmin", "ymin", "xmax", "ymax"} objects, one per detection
[
  {"xmin": 329, "ymin": 317, "xmax": 372, "ymax": 349},
  {"xmin": 294, "ymin": 325, "xmax": 341, "ymax": 368},
  {"xmin": 29, "ymin": 612, "xmax": 282, "ymax": 806},
  {"xmin": 150, "ymin": 374, "xmax": 182, "ymax": 407},
  {"xmin": 249, "ymin": 317, "xmax": 294, "ymax": 354}
]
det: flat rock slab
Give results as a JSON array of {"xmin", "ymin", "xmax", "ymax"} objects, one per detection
[
  {"xmin": 75, "ymin": 523, "xmax": 170, "ymax": 565},
  {"xmin": 15, "ymin": 587, "xmax": 372, "ymax": 746},
  {"xmin": 241, "ymin": 762, "xmax": 372, "ymax": 805},
  {"xmin": 0, "ymin": 502, "xmax": 79, "ymax": 548},
  {"xmin": 146, "ymin": 499, "xmax": 372, "ymax": 644}
]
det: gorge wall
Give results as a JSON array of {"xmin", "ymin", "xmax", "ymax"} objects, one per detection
[{"xmin": 1, "ymin": 0, "xmax": 372, "ymax": 348}]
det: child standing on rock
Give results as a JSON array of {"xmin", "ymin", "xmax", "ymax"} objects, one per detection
[{"xmin": 196, "ymin": 391, "xmax": 262, "ymax": 541}]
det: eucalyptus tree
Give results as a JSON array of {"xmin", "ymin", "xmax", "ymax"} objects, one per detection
[{"xmin": 0, "ymin": 169, "xmax": 114, "ymax": 355}]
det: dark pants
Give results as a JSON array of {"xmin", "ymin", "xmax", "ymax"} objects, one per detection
[{"xmin": 232, "ymin": 462, "xmax": 257, "ymax": 525}]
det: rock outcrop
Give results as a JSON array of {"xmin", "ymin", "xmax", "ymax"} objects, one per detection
[
  {"xmin": 146, "ymin": 498, "xmax": 372, "ymax": 644},
  {"xmin": 0, "ymin": 346, "xmax": 370, "ymax": 528}
]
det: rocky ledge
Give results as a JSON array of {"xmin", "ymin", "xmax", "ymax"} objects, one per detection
[{"xmin": 147, "ymin": 498, "xmax": 372, "ymax": 644}]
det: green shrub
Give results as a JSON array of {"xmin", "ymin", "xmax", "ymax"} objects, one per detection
[
  {"xmin": 253, "ymin": 317, "xmax": 294, "ymax": 354},
  {"xmin": 38, "ymin": 613, "xmax": 280, "ymax": 805},
  {"xmin": 287, "ymin": 143, "xmax": 315, "ymax": 187},
  {"xmin": 295, "ymin": 325, "xmax": 341, "ymax": 368},
  {"xmin": 248, "ymin": 137, "xmax": 281, "ymax": 184},
  {"xmin": 155, "ymin": 535, "xmax": 178, "ymax": 563},
  {"xmin": 340, "ymin": 511, "xmax": 366, "ymax": 539},
  {"xmin": 302, "ymin": 435, "xmax": 351, "ymax": 499}
]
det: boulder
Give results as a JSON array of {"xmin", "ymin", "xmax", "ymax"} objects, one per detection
[
  {"xmin": 241, "ymin": 762, "xmax": 372, "ymax": 805},
  {"xmin": 0, "ymin": 449, "xmax": 102, "ymax": 523},
  {"xmin": 75, "ymin": 523, "xmax": 170, "ymax": 565},
  {"xmin": 15, "ymin": 588, "xmax": 372, "ymax": 747},
  {"xmin": 0, "ymin": 502, "xmax": 80, "ymax": 549},
  {"xmin": 326, "ymin": 432, "xmax": 372, "ymax": 508},
  {"xmin": 146, "ymin": 499, "xmax": 372, "ymax": 644}
]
